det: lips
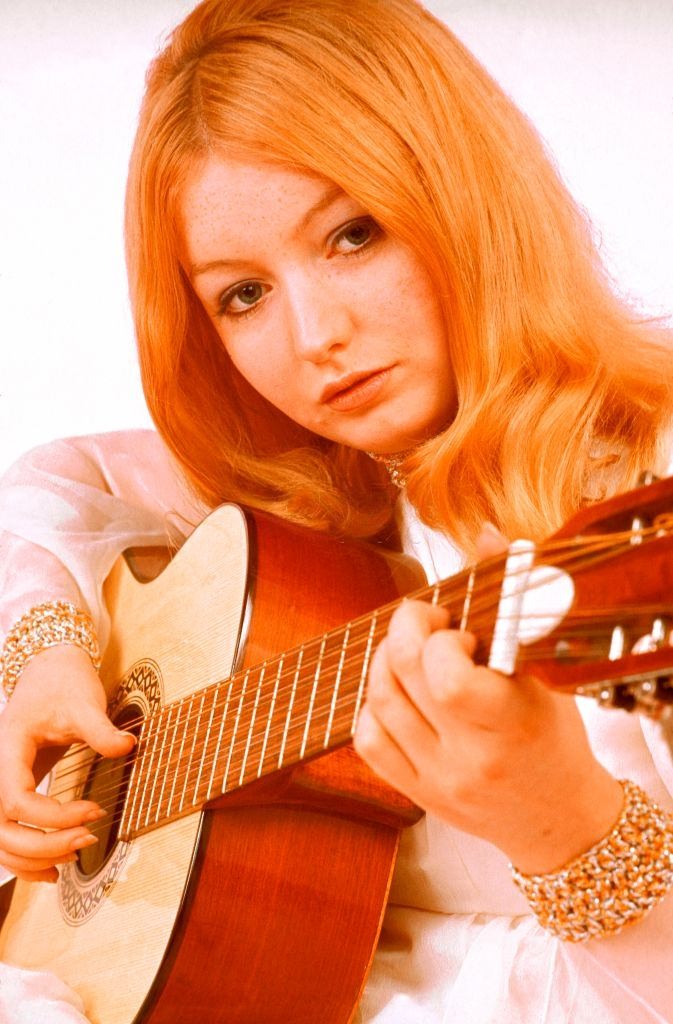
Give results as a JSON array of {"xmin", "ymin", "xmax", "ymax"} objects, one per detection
[{"xmin": 320, "ymin": 367, "xmax": 392, "ymax": 408}]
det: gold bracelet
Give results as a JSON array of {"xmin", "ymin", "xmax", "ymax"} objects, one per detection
[
  {"xmin": 511, "ymin": 779, "xmax": 673, "ymax": 942},
  {"xmin": 0, "ymin": 601, "xmax": 101, "ymax": 699}
]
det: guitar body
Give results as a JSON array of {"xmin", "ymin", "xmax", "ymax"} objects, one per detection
[{"xmin": 0, "ymin": 506, "xmax": 424, "ymax": 1024}]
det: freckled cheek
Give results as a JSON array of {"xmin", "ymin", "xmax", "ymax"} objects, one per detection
[
  {"xmin": 394, "ymin": 264, "xmax": 450, "ymax": 364},
  {"xmin": 359, "ymin": 255, "xmax": 436, "ymax": 336},
  {"xmin": 227, "ymin": 345, "xmax": 309, "ymax": 418}
]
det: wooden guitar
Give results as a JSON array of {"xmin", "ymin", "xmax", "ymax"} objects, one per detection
[{"xmin": 1, "ymin": 476, "xmax": 673, "ymax": 1024}]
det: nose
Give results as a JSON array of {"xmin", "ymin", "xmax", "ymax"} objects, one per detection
[{"xmin": 285, "ymin": 271, "xmax": 355, "ymax": 364}]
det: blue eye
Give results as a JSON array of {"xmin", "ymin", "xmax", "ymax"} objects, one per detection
[{"xmin": 219, "ymin": 280, "xmax": 267, "ymax": 316}]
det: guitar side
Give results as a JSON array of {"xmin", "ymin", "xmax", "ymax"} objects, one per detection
[{"xmin": 0, "ymin": 505, "xmax": 424, "ymax": 1024}]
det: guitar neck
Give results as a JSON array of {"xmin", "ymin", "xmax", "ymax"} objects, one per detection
[
  {"xmin": 120, "ymin": 474, "xmax": 673, "ymax": 840},
  {"xmin": 120, "ymin": 565, "xmax": 487, "ymax": 838}
]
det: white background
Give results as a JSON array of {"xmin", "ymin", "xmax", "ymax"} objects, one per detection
[{"xmin": 1, "ymin": 0, "xmax": 671, "ymax": 476}]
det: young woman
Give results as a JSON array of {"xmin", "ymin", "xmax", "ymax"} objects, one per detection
[{"xmin": 1, "ymin": 0, "xmax": 673, "ymax": 1020}]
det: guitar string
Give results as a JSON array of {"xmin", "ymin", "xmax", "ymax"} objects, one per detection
[
  {"xmin": 57, "ymin": 521, "xmax": 658, "ymax": 769},
  {"xmin": 43, "ymin": 520, "xmax": 671, "ymax": 790},
  {"xmin": 49, "ymin": 589, "xmax": 643, "ymax": 802},
  {"xmin": 53, "ymin": 621, "xmax": 673, "ymax": 848},
  {"xmin": 49, "ymin": 604, "xmax": 673, "ymax": 818},
  {"xmin": 54, "ymin": 503, "xmax": 673, "ymax": 770},
  {"xmin": 51, "ymin": 609, "xmax": 673, "ymax": 845},
  {"xmin": 47, "ymin": 528, "xmax": 671, "ymax": 815},
  {"xmin": 50, "ymin": 593, "xmax": 672, "ymax": 807},
  {"xmin": 46, "ymin": 527, "xmax": 673, "ymax": 823},
  {"xmin": 55, "ymin": 518, "xmax": 670, "ymax": 782}
]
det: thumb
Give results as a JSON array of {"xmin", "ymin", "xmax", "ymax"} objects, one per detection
[{"xmin": 75, "ymin": 701, "xmax": 136, "ymax": 759}]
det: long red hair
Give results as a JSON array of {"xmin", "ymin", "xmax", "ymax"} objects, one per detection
[{"xmin": 125, "ymin": 0, "xmax": 672, "ymax": 551}]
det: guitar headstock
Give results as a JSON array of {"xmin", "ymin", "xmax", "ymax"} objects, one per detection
[{"xmin": 517, "ymin": 473, "xmax": 673, "ymax": 717}]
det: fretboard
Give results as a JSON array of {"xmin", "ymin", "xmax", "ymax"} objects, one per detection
[{"xmin": 120, "ymin": 561, "xmax": 498, "ymax": 838}]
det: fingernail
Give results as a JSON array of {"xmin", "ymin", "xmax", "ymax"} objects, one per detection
[
  {"xmin": 71, "ymin": 833, "xmax": 99, "ymax": 850},
  {"xmin": 83, "ymin": 807, "xmax": 107, "ymax": 823}
]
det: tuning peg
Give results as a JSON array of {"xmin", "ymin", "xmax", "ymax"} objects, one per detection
[
  {"xmin": 632, "ymin": 617, "xmax": 671, "ymax": 655},
  {"xmin": 631, "ymin": 676, "xmax": 673, "ymax": 718},
  {"xmin": 597, "ymin": 684, "xmax": 636, "ymax": 712},
  {"xmin": 630, "ymin": 474, "xmax": 662, "ymax": 542}
]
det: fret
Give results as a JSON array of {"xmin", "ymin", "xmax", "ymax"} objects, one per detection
[
  {"xmin": 352, "ymin": 611, "xmax": 378, "ymax": 733},
  {"xmin": 118, "ymin": 549, "xmax": 508, "ymax": 838},
  {"xmin": 193, "ymin": 685, "xmax": 219, "ymax": 804},
  {"xmin": 258, "ymin": 655, "xmax": 283, "ymax": 777},
  {"xmin": 165, "ymin": 698, "xmax": 187, "ymax": 820},
  {"xmin": 238, "ymin": 663, "xmax": 266, "ymax": 787},
  {"xmin": 459, "ymin": 567, "xmax": 476, "ymax": 631},
  {"xmin": 299, "ymin": 636, "xmax": 327, "ymax": 759},
  {"xmin": 324, "ymin": 625, "xmax": 350, "ymax": 747},
  {"xmin": 141, "ymin": 705, "xmax": 168, "ymax": 829},
  {"xmin": 153, "ymin": 703, "xmax": 175, "ymax": 823},
  {"xmin": 114, "ymin": 529, "xmax": 522, "ymax": 841},
  {"xmin": 123, "ymin": 711, "xmax": 156, "ymax": 837},
  {"xmin": 134, "ymin": 714, "xmax": 161, "ymax": 832},
  {"xmin": 205, "ymin": 678, "xmax": 234, "ymax": 801},
  {"xmin": 278, "ymin": 645, "xmax": 304, "ymax": 768},
  {"xmin": 222, "ymin": 669, "xmax": 250, "ymax": 792},
  {"xmin": 177, "ymin": 691, "xmax": 205, "ymax": 813}
]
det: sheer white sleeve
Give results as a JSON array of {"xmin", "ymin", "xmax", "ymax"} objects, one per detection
[
  {"xmin": 0, "ymin": 430, "xmax": 207, "ymax": 655},
  {"xmin": 0, "ymin": 430, "xmax": 210, "ymax": 1012},
  {"xmin": 380, "ymin": 499, "xmax": 673, "ymax": 1023}
]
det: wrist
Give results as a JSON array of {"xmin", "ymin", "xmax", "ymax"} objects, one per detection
[
  {"xmin": 511, "ymin": 779, "xmax": 673, "ymax": 942},
  {"xmin": 0, "ymin": 601, "xmax": 100, "ymax": 699},
  {"xmin": 504, "ymin": 770, "xmax": 624, "ymax": 876}
]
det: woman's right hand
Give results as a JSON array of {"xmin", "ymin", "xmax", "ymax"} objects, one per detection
[{"xmin": 0, "ymin": 646, "xmax": 135, "ymax": 883}]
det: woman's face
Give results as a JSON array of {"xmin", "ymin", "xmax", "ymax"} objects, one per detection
[{"xmin": 182, "ymin": 156, "xmax": 456, "ymax": 454}]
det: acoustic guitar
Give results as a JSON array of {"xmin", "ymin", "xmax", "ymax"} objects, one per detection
[{"xmin": 1, "ymin": 475, "xmax": 673, "ymax": 1023}]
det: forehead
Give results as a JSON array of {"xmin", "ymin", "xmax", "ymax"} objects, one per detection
[{"xmin": 180, "ymin": 154, "xmax": 344, "ymax": 261}]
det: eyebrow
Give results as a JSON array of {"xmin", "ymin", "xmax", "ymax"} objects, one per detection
[{"xmin": 189, "ymin": 182, "xmax": 346, "ymax": 278}]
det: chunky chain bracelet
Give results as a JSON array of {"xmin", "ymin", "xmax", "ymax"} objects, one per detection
[
  {"xmin": 511, "ymin": 779, "xmax": 673, "ymax": 942},
  {"xmin": 0, "ymin": 601, "xmax": 101, "ymax": 699}
]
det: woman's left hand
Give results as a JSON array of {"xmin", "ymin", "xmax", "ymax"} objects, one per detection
[{"xmin": 353, "ymin": 532, "xmax": 623, "ymax": 874}]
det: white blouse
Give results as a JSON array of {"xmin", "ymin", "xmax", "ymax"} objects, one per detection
[{"xmin": 1, "ymin": 430, "xmax": 672, "ymax": 1023}]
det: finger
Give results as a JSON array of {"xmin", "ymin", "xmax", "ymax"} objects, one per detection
[
  {"xmin": 413, "ymin": 627, "xmax": 484, "ymax": 712},
  {"xmin": 353, "ymin": 703, "xmax": 419, "ymax": 795},
  {"xmin": 13, "ymin": 867, "xmax": 59, "ymax": 884},
  {"xmin": 0, "ymin": 818, "xmax": 99, "ymax": 860},
  {"xmin": 385, "ymin": 600, "xmax": 449, "ymax": 690},
  {"xmin": 399, "ymin": 627, "xmax": 479, "ymax": 719},
  {"xmin": 0, "ymin": 848, "xmax": 77, "ymax": 873},
  {"xmin": 0, "ymin": 787, "xmax": 106, "ymax": 832},
  {"xmin": 0, "ymin": 736, "xmax": 107, "ymax": 830},
  {"xmin": 367, "ymin": 636, "xmax": 438, "ymax": 739},
  {"xmin": 421, "ymin": 629, "xmax": 543, "ymax": 728},
  {"xmin": 12, "ymin": 646, "xmax": 135, "ymax": 759},
  {"xmin": 73, "ymin": 702, "xmax": 136, "ymax": 760},
  {"xmin": 475, "ymin": 522, "xmax": 510, "ymax": 562}
]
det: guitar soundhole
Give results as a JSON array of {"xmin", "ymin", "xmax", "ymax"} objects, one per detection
[{"xmin": 77, "ymin": 702, "xmax": 144, "ymax": 877}]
